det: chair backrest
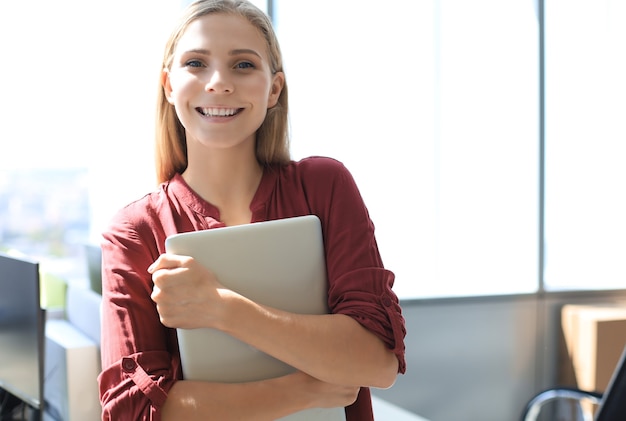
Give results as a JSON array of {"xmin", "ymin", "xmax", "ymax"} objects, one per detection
[{"xmin": 596, "ymin": 344, "xmax": 626, "ymax": 421}]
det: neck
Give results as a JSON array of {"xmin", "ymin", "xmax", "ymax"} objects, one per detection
[{"xmin": 183, "ymin": 147, "xmax": 263, "ymax": 225}]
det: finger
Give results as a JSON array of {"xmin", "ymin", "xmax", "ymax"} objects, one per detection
[
  {"xmin": 150, "ymin": 284, "xmax": 161, "ymax": 302},
  {"xmin": 151, "ymin": 264, "xmax": 189, "ymax": 291},
  {"xmin": 147, "ymin": 253, "xmax": 190, "ymax": 273}
]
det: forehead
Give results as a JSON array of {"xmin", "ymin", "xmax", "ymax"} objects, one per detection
[{"xmin": 175, "ymin": 12, "xmax": 268, "ymax": 55}]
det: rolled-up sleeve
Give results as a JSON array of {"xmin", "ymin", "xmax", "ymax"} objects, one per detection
[
  {"xmin": 302, "ymin": 157, "xmax": 407, "ymax": 374},
  {"xmin": 329, "ymin": 268, "xmax": 406, "ymax": 373},
  {"xmin": 99, "ymin": 351, "xmax": 173, "ymax": 421},
  {"xmin": 98, "ymin": 212, "xmax": 182, "ymax": 421}
]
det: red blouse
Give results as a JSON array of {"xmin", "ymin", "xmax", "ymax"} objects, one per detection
[{"xmin": 98, "ymin": 156, "xmax": 406, "ymax": 421}]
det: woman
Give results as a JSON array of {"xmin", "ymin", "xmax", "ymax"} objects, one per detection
[{"xmin": 97, "ymin": 1, "xmax": 406, "ymax": 420}]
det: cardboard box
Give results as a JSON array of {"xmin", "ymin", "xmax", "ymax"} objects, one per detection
[
  {"xmin": 44, "ymin": 319, "xmax": 101, "ymax": 421},
  {"xmin": 561, "ymin": 304, "xmax": 626, "ymax": 393}
]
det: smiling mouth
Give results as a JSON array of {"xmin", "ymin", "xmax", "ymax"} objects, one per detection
[{"xmin": 196, "ymin": 107, "xmax": 242, "ymax": 117}]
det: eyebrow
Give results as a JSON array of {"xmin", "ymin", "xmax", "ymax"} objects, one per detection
[
  {"xmin": 230, "ymin": 48, "xmax": 263, "ymax": 59},
  {"xmin": 183, "ymin": 48, "xmax": 263, "ymax": 59}
]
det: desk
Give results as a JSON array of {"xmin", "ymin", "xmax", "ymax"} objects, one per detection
[{"xmin": 372, "ymin": 396, "xmax": 429, "ymax": 421}]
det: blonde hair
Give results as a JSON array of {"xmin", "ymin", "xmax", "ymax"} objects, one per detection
[{"xmin": 155, "ymin": 0, "xmax": 290, "ymax": 183}]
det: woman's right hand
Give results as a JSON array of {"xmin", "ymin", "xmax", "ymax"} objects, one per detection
[{"xmin": 149, "ymin": 253, "xmax": 234, "ymax": 329}]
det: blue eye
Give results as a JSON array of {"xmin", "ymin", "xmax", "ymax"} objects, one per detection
[
  {"xmin": 185, "ymin": 59, "xmax": 204, "ymax": 68},
  {"xmin": 235, "ymin": 62, "xmax": 254, "ymax": 69}
]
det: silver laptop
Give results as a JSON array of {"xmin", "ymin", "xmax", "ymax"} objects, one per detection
[{"xmin": 165, "ymin": 215, "xmax": 346, "ymax": 420}]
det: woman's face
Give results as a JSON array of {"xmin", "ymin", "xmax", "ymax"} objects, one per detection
[{"xmin": 163, "ymin": 12, "xmax": 284, "ymax": 153}]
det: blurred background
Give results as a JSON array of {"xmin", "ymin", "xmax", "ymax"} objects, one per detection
[{"xmin": 1, "ymin": 1, "xmax": 624, "ymax": 420}]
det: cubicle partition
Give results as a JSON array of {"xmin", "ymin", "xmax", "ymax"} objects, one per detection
[{"xmin": 372, "ymin": 290, "xmax": 626, "ymax": 421}]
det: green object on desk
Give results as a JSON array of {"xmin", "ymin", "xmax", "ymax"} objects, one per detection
[{"xmin": 40, "ymin": 271, "xmax": 67, "ymax": 309}]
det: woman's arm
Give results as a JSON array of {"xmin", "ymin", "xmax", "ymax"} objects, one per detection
[
  {"xmin": 216, "ymin": 290, "xmax": 399, "ymax": 388},
  {"xmin": 162, "ymin": 371, "xmax": 358, "ymax": 421},
  {"xmin": 100, "ymin": 230, "xmax": 360, "ymax": 421},
  {"xmin": 150, "ymin": 254, "xmax": 399, "ymax": 389}
]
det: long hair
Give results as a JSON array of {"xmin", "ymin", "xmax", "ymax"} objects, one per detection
[{"xmin": 155, "ymin": 0, "xmax": 290, "ymax": 184}]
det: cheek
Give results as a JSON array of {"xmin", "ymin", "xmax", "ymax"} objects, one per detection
[
  {"xmin": 168, "ymin": 72, "xmax": 197, "ymax": 97},
  {"xmin": 167, "ymin": 82, "xmax": 196, "ymax": 123},
  {"xmin": 244, "ymin": 76, "xmax": 275, "ymax": 101}
]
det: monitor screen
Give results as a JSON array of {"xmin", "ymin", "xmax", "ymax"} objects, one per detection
[{"xmin": 0, "ymin": 252, "xmax": 44, "ymax": 413}]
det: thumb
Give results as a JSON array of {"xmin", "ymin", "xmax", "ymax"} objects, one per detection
[{"xmin": 147, "ymin": 253, "xmax": 189, "ymax": 274}]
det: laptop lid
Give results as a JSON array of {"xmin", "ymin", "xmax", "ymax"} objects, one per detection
[{"xmin": 165, "ymin": 215, "xmax": 345, "ymax": 420}]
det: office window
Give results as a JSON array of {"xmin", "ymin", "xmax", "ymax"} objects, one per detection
[
  {"xmin": 543, "ymin": 0, "xmax": 626, "ymax": 290},
  {"xmin": 0, "ymin": 0, "xmax": 178, "ymax": 279},
  {"xmin": 6, "ymin": 0, "xmax": 623, "ymax": 299},
  {"xmin": 274, "ymin": 0, "xmax": 539, "ymax": 298}
]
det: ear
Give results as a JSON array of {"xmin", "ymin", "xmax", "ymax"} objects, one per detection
[
  {"xmin": 267, "ymin": 71, "xmax": 285, "ymax": 108},
  {"xmin": 161, "ymin": 68, "xmax": 175, "ymax": 104}
]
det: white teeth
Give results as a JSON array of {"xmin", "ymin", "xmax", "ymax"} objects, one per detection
[{"xmin": 201, "ymin": 107, "xmax": 238, "ymax": 117}]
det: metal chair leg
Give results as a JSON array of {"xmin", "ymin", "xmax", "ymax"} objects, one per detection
[{"xmin": 521, "ymin": 388, "xmax": 602, "ymax": 421}]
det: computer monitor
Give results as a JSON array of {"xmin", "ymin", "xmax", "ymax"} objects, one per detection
[
  {"xmin": 84, "ymin": 243, "xmax": 102, "ymax": 295},
  {"xmin": 0, "ymin": 252, "xmax": 45, "ymax": 420}
]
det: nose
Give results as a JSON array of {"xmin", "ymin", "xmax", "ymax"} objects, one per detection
[{"xmin": 205, "ymin": 69, "xmax": 233, "ymax": 94}]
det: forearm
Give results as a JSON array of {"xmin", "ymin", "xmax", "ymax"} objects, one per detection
[
  {"xmin": 217, "ymin": 292, "xmax": 399, "ymax": 388},
  {"xmin": 162, "ymin": 378, "xmax": 301, "ymax": 421},
  {"xmin": 161, "ymin": 372, "xmax": 358, "ymax": 421}
]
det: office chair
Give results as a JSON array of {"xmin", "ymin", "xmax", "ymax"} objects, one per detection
[
  {"xmin": 0, "ymin": 388, "xmax": 23, "ymax": 420},
  {"xmin": 520, "ymin": 344, "xmax": 626, "ymax": 421}
]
